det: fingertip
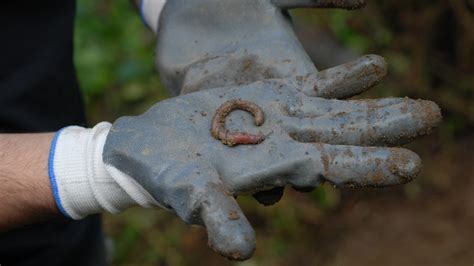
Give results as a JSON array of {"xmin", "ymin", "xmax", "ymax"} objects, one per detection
[
  {"xmin": 413, "ymin": 99, "xmax": 443, "ymax": 132},
  {"xmin": 387, "ymin": 149, "xmax": 422, "ymax": 183},
  {"xmin": 208, "ymin": 228, "xmax": 256, "ymax": 261},
  {"xmin": 361, "ymin": 54, "xmax": 388, "ymax": 78},
  {"xmin": 350, "ymin": 54, "xmax": 387, "ymax": 91},
  {"xmin": 201, "ymin": 185, "xmax": 256, "ymax": 260},
  {"xmin": 205, "ymin": 210, "xmax": 256, "ymax": 260},
  {"xmin": 363, "ymin": 54, "xmax": 387, "ymax": 66}
]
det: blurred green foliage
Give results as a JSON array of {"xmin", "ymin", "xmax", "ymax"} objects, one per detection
[
  {"xmin": 74, "ymin": 0, "xmax": 473, "ymax": 265},
  {"xmin": 75, "ymin": 0, "xmax": 168, "ymax": 123}
]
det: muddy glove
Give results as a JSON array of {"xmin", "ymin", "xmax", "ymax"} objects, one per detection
[
  {"xmin": 151, "ymin": 0, "xmax": 386, "ymax": 204},
  {"xmin": 49, "ymin": 77, "xmax": 441, "ymax": 260},
  {"xmin": 152, "ymin": 0, "xmax": 366, "ymax": 95}
]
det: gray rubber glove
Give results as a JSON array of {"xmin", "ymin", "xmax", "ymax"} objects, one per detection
[
  {"xmin": 155, "ymin": 0, "xmax": 383, "ymax": 204},
  {"xmin": 155, "ymin": 0, "xmax": 366, "ymax": 95},
  {"xmin": 102, "ymin": 77, "xmax": 441, "ymax": 260}
]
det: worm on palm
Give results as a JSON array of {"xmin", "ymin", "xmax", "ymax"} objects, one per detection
[{"xmin": 211, "ymin": 100, "xmax": 266, "ymax": 147}]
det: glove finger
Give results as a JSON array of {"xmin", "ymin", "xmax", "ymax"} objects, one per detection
[
  {"xmin": 283, "ymin": 99, "xmax": 442, "ymax": 146},
  {"xmin": 200, "ymin": 183, "xmax": 256, "ymax": 261},
  {"xmin": 288, "ymin": 97, "xmax": 405, "ymax": 118},
  {"xmin": 232, "ymin": 142, "xmax": 420, "ymax": 189},
  {"xmin": 272, "ymin": 0, "xmax": 366, "ymax": 10},
  {"xmin": 252, "ymin": 186, "xmax": 285, "ymax": 206},
  {"xmin": 288, "ymin": 143, "xmax": 422, "ymax": 188},
  {"xmin": 299, "ymin": 55, "xmax": 387, "ymax": 99}
]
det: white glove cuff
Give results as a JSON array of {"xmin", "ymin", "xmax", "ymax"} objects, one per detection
[
  {"xmin": 49, "ymin": 122, "xmax": 157, "ymax": 219},
  {"xmin": 141, "ymin": 0, "xmax": 166, "ymax": 33}
]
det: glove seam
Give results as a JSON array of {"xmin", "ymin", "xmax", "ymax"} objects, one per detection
[
  {"xmin": 48, "ymin": 128, "xmax": 72, "ymax": 219},
  {"xmin": 86, "ymin": 123, "xmax": 122, "ymax": 214}
]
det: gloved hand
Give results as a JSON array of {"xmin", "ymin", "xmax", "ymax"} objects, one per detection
[
  {"xmin": 144, "ymin": 0, "xmax": 387, "ymax": 205},
  {"xmin": 50, "ymin": 77, "xmax": 441, "ymax": 260},
  {"xmin": 151, "ymin": 0, "xmax": 367, "ymax": 95}
]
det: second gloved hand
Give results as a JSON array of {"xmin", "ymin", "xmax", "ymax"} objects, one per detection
[{"xmin": 154, "ymin": 0, "xmax": 367, "ymax": 94}]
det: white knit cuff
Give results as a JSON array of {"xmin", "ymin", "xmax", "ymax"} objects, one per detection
[
  {"xmin": 49, "ymin": 122, "xmax": 157, "ymax": 219},
  {"xmin": 140, "ymin": 0, "xmax": 167, "ymax": 33}
]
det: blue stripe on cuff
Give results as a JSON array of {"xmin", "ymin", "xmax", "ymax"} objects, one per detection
[
  {"xmin": 139, "ymin": 0, "xmax": 151, "ymax": 29},
  {"xmin": 48, "ymin": 128, "xmax": 72, "ymax": 219}
]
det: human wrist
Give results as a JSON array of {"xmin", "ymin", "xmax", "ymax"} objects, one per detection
[
  {"xmin": 0, "ymin": 133, "xmax": 60, "ymax": 230},
  {"xmin": 49, "ymin": 123, "xmax": 141, "ymax": 219}
]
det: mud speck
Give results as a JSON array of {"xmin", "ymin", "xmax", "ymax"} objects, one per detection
[{"xmin": 228, "ymin": 211, "xmax": 240, "ymax": 220}]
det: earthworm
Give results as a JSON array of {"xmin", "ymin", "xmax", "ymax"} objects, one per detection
[{"xmin": 211, "ymin": 100, "xmax": 266, "ymax": 147}]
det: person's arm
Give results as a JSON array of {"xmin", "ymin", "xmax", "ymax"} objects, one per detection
[
  {"xmin": 0, "ymin": 133, "xmax": 58, "ymax": 231},
  {"xmin": 0, "ymin": 79, "xmax": 441, "ymax": 260}
]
